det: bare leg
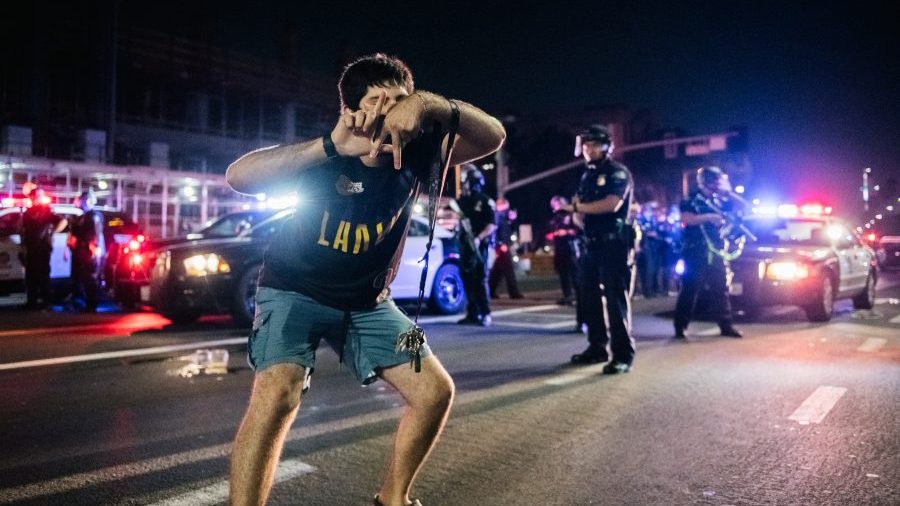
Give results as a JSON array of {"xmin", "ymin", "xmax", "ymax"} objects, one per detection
[
  {"xmin": 230, "ymin": 363, "xmax": 306, "ymax": 506},
  {"xmin": 376, "ymin": 355, "xmax": 455, "ymax": 506}
]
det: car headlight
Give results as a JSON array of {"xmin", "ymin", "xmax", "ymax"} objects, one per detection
[
  {"xmin": 183, "ymin": 253, "xmax": 231, "ymax": 277},
  {"xmin": 766, "ymin": 261, "xmax": 809, "ymax": 281}
]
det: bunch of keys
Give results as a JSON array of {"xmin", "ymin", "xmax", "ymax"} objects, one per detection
[{"xmin": 396, "ymin": 324, "xmax": 426, "ymax": 373}]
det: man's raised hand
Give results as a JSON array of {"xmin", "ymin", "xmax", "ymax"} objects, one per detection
[
  {"xmin": 371, "ymin": 93, "xmax": 427, "ymax": 170},
  {"xmin": 330, "ymin": 91, "xmax": 388, "ymax": 158}
]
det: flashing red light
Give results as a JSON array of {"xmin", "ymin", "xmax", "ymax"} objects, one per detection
[
  {"xmin": 137, "ymin": 235, "xmax": 146, "ymax": 242},
  {"xmin": 131, "ymin": 254, "xmax": 144, "ymax": 266},
  {"xmin": 499, "ymin": 244, "xmax": 509, "ymax": 253},
  {"xmin": 38, "ymin": 195, "xmax": 52, "ymax": 205},
  {"xmin": 128, "ymin": 239, "xmax": 141, "ymax": 251},
  {"xmin": 866, "ymin": 233, "xmax": 878, "ymax": 243}
]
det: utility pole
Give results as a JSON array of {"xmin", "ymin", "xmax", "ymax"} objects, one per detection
[
  {"xmin": 107, "ymin": 0, "xmax": 120, "ymax": 164},
  {"xmin": 862, "ymin": 167, "xmax": 871, "ymax": 213}
]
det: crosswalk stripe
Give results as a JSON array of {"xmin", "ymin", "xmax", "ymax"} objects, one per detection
[
  {"xmin": 147, "ymin": 459, "xmax": 314, "ymax": 506},
  {"xmin": 788, "ymin": 386, "xmax": 847, "ymax": 424},
  {"xmin": 857, "ymin": 338, "xmax": 887, "ymax": 352}
]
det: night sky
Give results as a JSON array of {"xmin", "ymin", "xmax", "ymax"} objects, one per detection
[{"xmin": 123, "ymin": 0, "xmax": 899, "ymax": 211}]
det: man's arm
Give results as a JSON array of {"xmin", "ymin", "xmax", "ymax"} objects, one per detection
[
  {"xmin": 225, "ymin": 138, "xmax": 330, "ymax": 196},
  {"xmin": 681, "ymin": 211, "xmax": 723, "ymax": 226},
  {"xmin": 569, "ymin": 195, "xmax": 623, "ymax": 215},
  {"xmin": 227, "ymin": 92, "xmax": 390, "ymax": 195},
  {"xmin": 375, "ymin": 91, "xmax": 505, "ymax": 169}
]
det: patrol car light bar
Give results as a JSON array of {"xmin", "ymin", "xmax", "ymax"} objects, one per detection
[{"xmin": 752, "ymin": 202, "xmax": 832, "ymax": 218}]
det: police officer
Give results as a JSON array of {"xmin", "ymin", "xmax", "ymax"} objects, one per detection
[
  {"xmin": 20, "ymin": 187, "xmax": 67, "ymax": 309},
  {"xmin": 455, "ymin": 165, "xmax": 497, "ymax": 326},
  {"xmin": 489, "ymin": 197, "xmax": 524, "ymax": 299},
  {"xmin": 69, "ymin": 190, "xmax": 105, "ymax": 312},
  {"xmin": 674, "ymin": 166, "xmax": 743, "ymax": 338},
  {"xmin": 563, "ymin": 124, "xmax": 637, "ymax": 374}
]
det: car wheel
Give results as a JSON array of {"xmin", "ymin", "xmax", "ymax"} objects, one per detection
[
  {"xmin": 232, "ymin": 264, "xmax": 262, "ymax": 327},
  {"xmin": 428, "ymin": 263, "xmax": 466, "ymax": 315},
  {"xmin": 805, "ymin": 275, "xmax": 834, "ymax": 322},
  {"xmin": 852, "ymin": 271, "xmax": 876, "ymax": 310}
]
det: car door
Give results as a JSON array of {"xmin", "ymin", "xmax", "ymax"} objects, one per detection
[
  {"xmin": 830, "ymin": 221, "xmax": 866, "ymax": 292},
  {"xmin": 390, "ymin": 218, "xmax": 442, "ymax": 298},
  {"xmin": 0, "ymin": 209, "xmax": 25, "ymax": 284},
  {"xmin": 50, "ymin": 209, "xmax": 81, "ymax": 279}
]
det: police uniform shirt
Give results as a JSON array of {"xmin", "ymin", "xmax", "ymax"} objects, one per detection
[
  {"xmin": 22, "ymin": 204, "xmax": 61, "ymax": 251},
  {"xmin": 259, "ymin": 131, "xmax": 443, "ymax": 311},
  {"xmin": 679, "ymin": 190, "xmax": 725, "ymax": 250},
  {"xmin": 576, "ymin": 158, "xmax": 633, "ymax": 238},
  {"xmin": 457, "ymin": 192, "xmax": 496, "ymax": 242}
]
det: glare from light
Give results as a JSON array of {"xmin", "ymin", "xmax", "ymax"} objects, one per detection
[
  {"xmin": 543, "ymin": 245, "xmax": 551, "ymax": 252},
  {"xmin": 256, "ymin": 193, "xmax": 266, "ymax": 201},
  {"xmin": 800, "ymin": 203, "xmax": 824, "ymax": 216},
  {"xmin": 751, "ymin": 198, "xmax": 761, "ymax": 205},
  {"xmin": 97, "ymin": 180, "xmax": 109, "ymax": 190},
  {"xmin": 826, "ymin": 225, "xmax": 844, "ymax": 241},
  {"xmin": 766, "ymin": 261, "xmax": 809, "ymax": 281},
  {"xmin": 267, "ymin": 193, "xmax": 300, "ymax": 209},
  {"xmin": 242, "ymin": 203, "xmax": 251, "ymax": 210},
  {"xmin": 182, "ymin": 186, "xmax": 196, "ymax": 198},
  {"xmin": 675, "ymin": 259, "xmax": 685, "ymax": 275},
  {"xmin": 511, "ymin": 234, "xmax": 518, "ymax": 242},
  {"xmin": 876, "ymin": 214, "xmax": 883, "ymax": 220},
  {"xmin": 734, "ymin": 185, "xmax": 745, "ymax": 194},
  {"xmin": 887, "ymin": 206, "xmax": 894, "ymax": 211},
  {"xmin": 128, "ymin": 239, "xmax": 140, "ymax": 250},
  {"xmin": 873, "ymin": 185, "xmax": 880, "ymax": 191},
  {"xmin": 777, "ymin": 204, "xmax": 798, "ymax": 217},
  {"xmin": 412, "ymin": 203, "xmax": 425, "ymax": 214},
  {"xmin": 512, "ymin": 255, "xmax": 520, "ymax": 262}
]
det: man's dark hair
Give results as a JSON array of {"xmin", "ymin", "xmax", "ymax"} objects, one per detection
[{"xmin": 338, "ymin": 53, "xmax": 414, "ymax": 111}]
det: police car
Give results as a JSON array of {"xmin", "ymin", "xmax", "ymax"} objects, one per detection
[
  {"xmin": 728, "ymin": 204, "xmax": 878, "ymax": 322},
  {"xmin": 146, "ymin": 211, "xmax": 465, "ymax": 326},
  {"xmin": 0, "ymin": 204, "xmax": 81, "ymax": 296},
  {"xmin": 0, "ymin": 203, "xmax": 143, "ymax": 298}
]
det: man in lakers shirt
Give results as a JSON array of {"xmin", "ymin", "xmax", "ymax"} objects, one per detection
[{"xmin": 225, "ymin": 54, "xmax": 505, "ymax": 506}]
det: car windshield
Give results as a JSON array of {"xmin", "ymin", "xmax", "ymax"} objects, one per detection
[
  {"xmin": 243, "ymin": 209, "xmax": 294, "ymax": 239},
  {"xmin": 201, "ymin": 212, "xmax": 269, "ymax": 237},
  {"xmin": 746, "ymin": 218, "xmax": 837, "ymax": 246}
]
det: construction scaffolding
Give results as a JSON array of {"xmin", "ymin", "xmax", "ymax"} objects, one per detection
[{"xmin": 1, "ymin": 156, "xmax": 260, "ymax": 239}]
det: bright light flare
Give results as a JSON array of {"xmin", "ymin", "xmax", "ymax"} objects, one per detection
[
  {"xmin": 675, "ymin": 259, "xmax": 686, "ymax": 275},
  {"xmin": 766, "ymin": 262, "xmax": 809, "ymax": 281}
]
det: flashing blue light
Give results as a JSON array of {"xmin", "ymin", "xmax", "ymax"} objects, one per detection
[{"xmin": 675, "ymin": 259, "xmax": 685, "ymax": 275}]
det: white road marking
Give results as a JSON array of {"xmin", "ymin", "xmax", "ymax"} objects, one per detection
[
  {"xmin": 0, "ymin": 365, "xmax": 569, "ymax": 502},
  {"xmin": 417, "ymin": 304, "xmax": 561, "ymax": 324},
  {"xmin": 543, "ymin": 363, "xmax": 606, "ymax": 385},
  {"xmin": 148, "ymin": 459, "xmax": 314, "ymax": 506},
  {"xmin": 857, "ymin": 338, "xmax": 887, "ymax": 352},
  {"xmin": 788, "ymin": 386, "xmax": 847, "ymax": 424},
  {"xmin": 0, "ymin": 338, "xmax": 246, "ymax": 371},
  {"xmin": 496, "ymin": 320, "xmax": 576, "ymax": 330}
]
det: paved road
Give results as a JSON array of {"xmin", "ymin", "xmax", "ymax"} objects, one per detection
[{"xmin": 0, "ymin": 273, "xmax": 898, "ymax": 505}]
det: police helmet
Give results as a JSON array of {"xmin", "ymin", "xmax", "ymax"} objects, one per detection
[
  {"xmin": 696, "ymin": 166, "xmax": 725, "ymax": 189},
  {"xmin": 463, "ymin": 164, "xmax": 485, "ymax": 192},
  {"xmin": 574, "ymin": 124, "xmax": 613, "ymax": 157}
]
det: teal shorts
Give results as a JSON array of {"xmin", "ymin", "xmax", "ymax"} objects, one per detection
[{"xmin": 248, "ymin": 286, "xmax": 433, "ymax": 386}]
